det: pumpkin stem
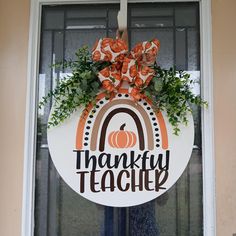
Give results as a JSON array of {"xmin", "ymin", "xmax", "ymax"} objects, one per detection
[{"xmin": 120, "ymin": 123, "xmax": 126, "ymax": 130}]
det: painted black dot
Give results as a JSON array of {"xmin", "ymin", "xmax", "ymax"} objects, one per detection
[
  {"xmin": 155, "ymin": 128, "xmax": 159, "ymax": 131},
  {"xmin": 105, "ymin": 97, "xmax": 109, "ymax": 100},
  {"xmin": 155, "ymin": 133, "xmax": 159, "ymax": 137},
  {"xmin": 156, "ymin": 139, "xmax": 160, "ymax": 142},
  {"xmin": 96, "ymin": 105, "xmax": 99, "ymax": 108},
  {"xmin": 125, "ymin": 94, "xmax": 129, "ymax": 97},
  {"xmin": 118, "ymin": 94, "xmax": 122, "ymax": 97},
  {"xmin": 84, "ymin": 143, "xmax": 88, "ymax": 146},
  {"xmin": 92, "ymin": 109, "xmax": 96, "ymax": 113},
  {"xmin": 147, "ymin": 107, "xmax": 151, "ymax": 110},
  {"xmin": 85, "ymin": 132, "xmax": 89, "ymax": 135},
  {"xmin": 153, "ymin": 123, "xmax": 157, "ymax": 126},
  {"xmin": 89, "ymin": 115, "xmax": 93, "ymax": 118},
  {"xmin": 152, "ymin": 117, "xmax": 156, "ymax": 121},
  {"xmin": 87, "ymin": 120, "xmax": 92, "ymax": 124},
  {"xmin": 156, "ymin": 144, "xmax": 160, "ymax": 148},
  {"xmin": 139, "ymin": 99, "xmax": 142, "ymax": 102},
  {"xmin": 85, "ymin": 137, "xmax": 89, "ymax": 141},
  {"xmin": 99, "ymin": 100, "xmax": 104, "ymax": 104},
  {"xmin": 86, "ymin": 126, "xmax": 90, "ymax": 129},
  {"xmin": 150, "ymin": 112, "xmax": 154, "ymax": 115},
  {"xmin": 143, "ymin": 102, "xmax": 147, "ymax": 106}
]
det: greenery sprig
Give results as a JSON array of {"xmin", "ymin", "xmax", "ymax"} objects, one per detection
[
  {"xmin": 39, "ymin": 47, "xmax": 109, "ymax": 127},
  {"xmin": 145, "ymin": 66, "xmax": 207, "ymax": 134},
  {"xmin": 39, "ymin": 46, "xmax": 207, "ymax": 134}
]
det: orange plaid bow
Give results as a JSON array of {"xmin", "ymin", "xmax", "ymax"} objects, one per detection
[{"xmin": 92, "ymin": 38, "xmax": 160, "ymax": 100}]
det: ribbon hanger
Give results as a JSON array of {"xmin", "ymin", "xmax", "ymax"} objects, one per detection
[{"xmin": 117, "ymin": 0, "xmax": 128, "ymax": 43}]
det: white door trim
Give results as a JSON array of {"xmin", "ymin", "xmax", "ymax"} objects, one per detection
[
  {"xmin": 199, "ymin": 0, "xmax": 216, "ymax": 235},
  {"xmin": 22, "ymin": 1, "xmax": 215, "ymax": 235}
]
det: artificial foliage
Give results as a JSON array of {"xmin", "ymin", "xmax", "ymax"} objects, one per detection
[{"xmin": 39, "ymin": 46, "xmax": 207, "ymax": 134}]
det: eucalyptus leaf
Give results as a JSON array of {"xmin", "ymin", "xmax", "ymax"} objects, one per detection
[{"xmin": 154, "ymin": 79, "xmax": 163, "ymax": 92}]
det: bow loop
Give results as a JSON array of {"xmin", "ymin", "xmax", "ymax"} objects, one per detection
[
  {"xmin": 130, "ymin": 39, "xmax": 160, "ymax": 66},
  {"xmin": 92, "ymin": 38, "xmax": 160, "ymax": 100},
  {"xmin": 92, "ymin": 38, "xmax": 128, "ymax": 63}
]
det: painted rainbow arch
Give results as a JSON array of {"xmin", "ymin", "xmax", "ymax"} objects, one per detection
[{"xmin": 75, "ymin": 89, "xmax": 169, "ymax": 151}]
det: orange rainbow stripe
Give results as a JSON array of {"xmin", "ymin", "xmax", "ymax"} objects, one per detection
[
  {"xmin": 75, "ymin": 93, "xmax": 106, "ymax": 150},
  {"xmin": 75, "ymin": 89, "xmax": 168, "ymax": 150}
]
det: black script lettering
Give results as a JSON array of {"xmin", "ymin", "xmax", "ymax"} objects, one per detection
[
  {"xmin": 165, "ymin": 150, "xmax": 170, "ymax": 170},
  {"xmin": 101, "ymin": 170, "xmax": 115, "ymax": 192},
  {"xmin": 85, "ymin": 150, "xmax": 97, "ymax": 171},
  {"xmin": 155, "ymin": 169, "xmax": 169, "ymax": 191},
  {"xmin": 144, "ymin": 169, "xmax": 154, "ymax": 191},
  {"xmin": 76, "ymin": 171, "xmax": 89, "ymax": 193},
  {"xmin": 114, "ymin": 153, "xmax": 128, "ymax": 169},
  {"xmin": 127, "ymin": 151, "xmax": 141, "ymax": 169},
  {"xmin": 74, "ymin": 150, "xmax": 172, "ymax": 171},
  {"xmin": 131, "ymin": 169, "xmax": 143, "ymax": 192},
  {"xmin": 74, "ymin": 150, "xmax": 84, "ymax": 169},
  {"xmin": 98, "ymin": 153, "xmax": 111, "ymax": 168},
  {"xmin": 141, "ymin": 151, "xmax": 149, "ymax": 170},
  {"xmin": 90, "ymin": 170, "xmax": 101, "ymax": 193},
  {"xmin": 117, "ymin": 170, "xmax": 130, "ymax": 191},
  {"xmin": 150, "ymin": 150, "xmax": 170, "ymax": 170}
]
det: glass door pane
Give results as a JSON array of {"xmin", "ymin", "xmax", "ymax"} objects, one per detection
[{"xmin": 35, "ymin": 3, "xmax": 202, "ymax": 236}]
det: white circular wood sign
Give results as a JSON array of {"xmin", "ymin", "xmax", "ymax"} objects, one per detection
[{"xmin": 48, "ymin": 91, "xmax": 194, "ymax": 207}]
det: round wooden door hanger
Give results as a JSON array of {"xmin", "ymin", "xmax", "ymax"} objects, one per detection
[{"xmin": 48, "ymin": 91, "xmax": 194, "ymax": 207}]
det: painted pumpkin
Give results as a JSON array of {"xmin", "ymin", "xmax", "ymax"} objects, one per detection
[{"xmin": 108, "ymin": 123, "xmax": 137, "ymax": 148}]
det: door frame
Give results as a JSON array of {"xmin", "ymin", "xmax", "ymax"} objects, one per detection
[{"xmin": 22, "ymin": 0, "xmax": 215, "ymax": 235}]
